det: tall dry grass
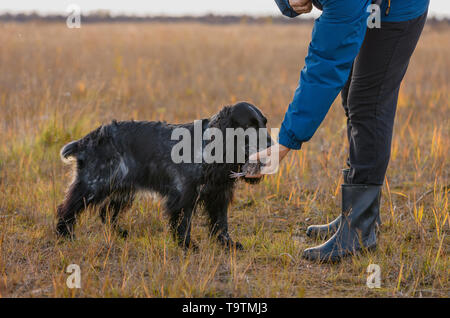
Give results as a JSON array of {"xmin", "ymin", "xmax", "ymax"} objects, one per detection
[{"xmin": 0, "ymin": 22, "xmax": 448, "ymax": 297}]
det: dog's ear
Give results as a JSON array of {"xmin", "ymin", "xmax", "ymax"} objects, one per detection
[{"xmin": 209, "ymin": 106, "xmax": 232, "ymax": 131}]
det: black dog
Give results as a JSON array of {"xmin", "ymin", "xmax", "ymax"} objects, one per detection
[{"xmin": 56, "ymin": 102, "xmax": 272, "ymax": 249}]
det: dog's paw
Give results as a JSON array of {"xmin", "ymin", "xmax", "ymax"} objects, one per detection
[
  {"xmin": 56, "ymin": 233, "xmax": 76, "ymax": 244},
  {"xmin": 56, "ymin": 222, "xmax": 75, "ymax": 240},
  {"xmin": 218, "ymin": 235, "xmax": 244, "ymax": 251},
  {"xmin": 117, "ymin": 228, "xmax": 129, "ymax": 239},
  {"xmin": 224, "ymin": 240, "xmax": 244, "ymax": 251},
  {"xmin": 233, "ymin": 241, "xmax": 244, "ymax": 251},
  {"xmin": 182, "ymin": 240, "xmax": 199, "ymax": 252},
  {"xmin": 56, "ymin": 228, "xmax": 76, "ymax": 242},
  {"xmin": 177, "ymin": 237, "xmax": 199, "ymax": 251},
  {"xmin": 190, "ymin": 241, "xmax": 199, "ymax": 251}
]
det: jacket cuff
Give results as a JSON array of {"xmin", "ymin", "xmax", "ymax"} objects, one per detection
[
  {"xmin": 278, "ymin": 126, "xmax": 303, "ymax": 150},
  {"xmin": 274, "ymin": 0, "xmax": 300, "ymax": 18},
  {"xmin": 312, "ymin": 0, "xmax": 323, "ymax": 11}
]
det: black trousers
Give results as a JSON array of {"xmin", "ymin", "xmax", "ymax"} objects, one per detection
[{"xmin": 342, "ymin": 11, "xmax": 428, "ymax": 185}]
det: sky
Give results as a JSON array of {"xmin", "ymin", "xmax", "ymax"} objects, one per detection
[{"xmin": 1, "ymin": 0, "xmax": 449, "ymax": 18}]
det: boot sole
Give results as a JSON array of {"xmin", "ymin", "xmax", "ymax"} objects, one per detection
[{"xmin": 303, "ymin": 243, "xmax": 377, "ymax": 264}]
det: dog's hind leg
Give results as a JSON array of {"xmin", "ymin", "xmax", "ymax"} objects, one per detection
[
  {"xmin": 169, "ymin": 207, "xmax": 196, "ymax": 250},
  {"xmin": 166, "ymin": 189, "xmax": 198, "ymax": 250},
  {"xmin": 99, "ymin": 190, "xmax": 135, "ymax": 238}
]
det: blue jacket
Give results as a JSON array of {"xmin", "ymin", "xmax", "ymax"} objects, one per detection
[{"xmin": 276, "ymin": 0, "xmax": 429, "ymax": 150}]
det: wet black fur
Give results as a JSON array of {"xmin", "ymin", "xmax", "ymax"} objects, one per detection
[{"xmin": 56, "ymin": 102, "xmax": 272, "ymax": 250}]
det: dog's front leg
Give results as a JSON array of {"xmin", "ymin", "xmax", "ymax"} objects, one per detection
[{"xmin": 205, "ymin": 193, "xmax": 243, "ymax": 250}]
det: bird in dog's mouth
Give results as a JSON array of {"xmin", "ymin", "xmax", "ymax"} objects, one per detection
[{"xmin": 230, "ymin": 161, "xmax": 265, "ymax": 179}]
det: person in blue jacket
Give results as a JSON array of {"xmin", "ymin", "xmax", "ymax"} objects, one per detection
[{"xmin": 248, "ymin": 0, "xmax": 429, "ymax": 262}]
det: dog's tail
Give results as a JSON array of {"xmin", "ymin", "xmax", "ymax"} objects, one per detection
[{"xmin": 60, "ymin": 140, "xmax": 80, "ymax": 163}]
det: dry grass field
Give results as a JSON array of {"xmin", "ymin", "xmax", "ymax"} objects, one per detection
[{"xmin": 0, "ymin": 21, "xmax": 448, "ymax": 298}]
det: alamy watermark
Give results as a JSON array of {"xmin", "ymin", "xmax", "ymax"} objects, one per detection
[
  {"xmin": 170, "ymin": 122, "xmax": 280, "ymax": 174},
  {"xmin": 366, "ymin": 264, "xmax": 381, "ymax": 288},
  {"xmin": 66, "ymin": 4, "xmax": 81, "ymax": 29},
  {"xmin": 170, "ymin": 121, "xmax": 275, "ymax": 164},
  {"xmin": 367, "ymin": 4, "xmax": 381, "ymax": 29},
  {"xmin": 66, "ymin": 264, "xmax": 81, "ymax": 289}
]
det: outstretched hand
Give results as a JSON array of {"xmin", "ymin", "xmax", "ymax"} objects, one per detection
[
  {"xmin": 245, "ymin": 143, "xmax": 291, "ymax": 178},
  {"xmin": 289, "ymin": 0, "xmax": 313, "ymax": 15}
]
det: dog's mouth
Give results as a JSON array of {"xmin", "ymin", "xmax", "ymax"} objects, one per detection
[{"xmin": 230, "ymin": 161, "xmax": 264, "ymax": 183}]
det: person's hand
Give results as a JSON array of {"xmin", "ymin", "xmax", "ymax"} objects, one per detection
[
  {"xmin": 289, "ymin": 0, "xmax": 313, "ymax": 15},
  {"xmin": 245, "ymin": 143, "xmax": 291, "ymax": 178}
]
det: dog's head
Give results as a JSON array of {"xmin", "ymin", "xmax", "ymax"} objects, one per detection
[{"xmin": 208, "ymin": 102, "xmax": 273, "ymax": 184}]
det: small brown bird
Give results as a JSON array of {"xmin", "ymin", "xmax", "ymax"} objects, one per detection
[{"xmin": 230, "ymin": 161, "xmax": 264, "ymax": 179}]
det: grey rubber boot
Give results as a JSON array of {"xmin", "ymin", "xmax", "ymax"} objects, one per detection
[
  {"xmin": 302, "ymin": 184, "xmax": 381, "ymax": 263},
  {"xmin": 306, "ymin": 169, "xmax": 382, "ymax": 239}
]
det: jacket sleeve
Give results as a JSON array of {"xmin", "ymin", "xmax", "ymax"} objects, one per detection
[{"xmin": 278, "ymin": 0, "xmax": 371, "ymax": 150}]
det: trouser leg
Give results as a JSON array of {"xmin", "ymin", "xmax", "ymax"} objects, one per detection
[
  {"xmin": 347, "ymin": 12, "xmax": 428, "ymax": 185},
  {"xmin": 341, "ymin": 65, "xmax": 353, "ymax": 169}
]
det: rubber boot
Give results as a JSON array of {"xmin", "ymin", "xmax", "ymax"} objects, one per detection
[
  {"xmin": 302, "ymin": 184, "xmax": 381, "ymax": 262},
  {"xmin": 306, "ymin": 169, "xmax": 382, "ymax": 238}
]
